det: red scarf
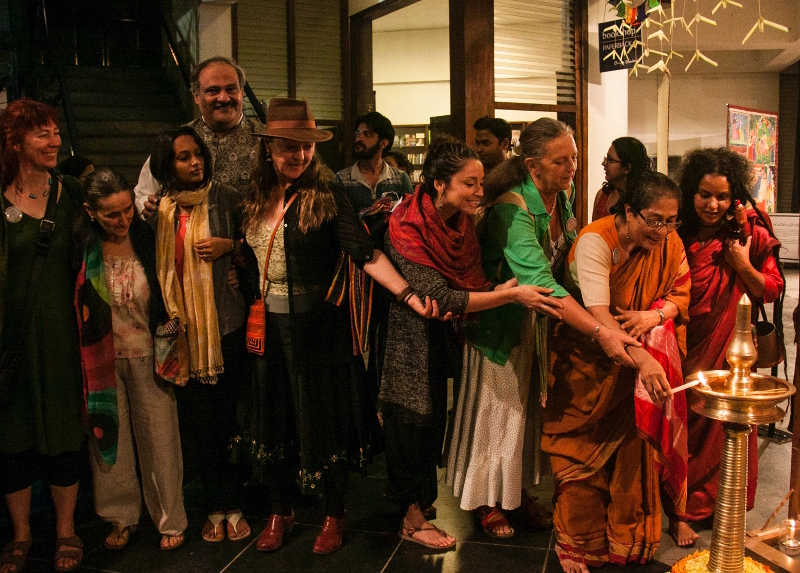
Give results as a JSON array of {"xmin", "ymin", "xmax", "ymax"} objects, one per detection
[
  {"xmin": 634, "ymin": 306, "xmax": 689, "ymax": 519},
  {"xmin": 389, "ymin": 187, "xmax": 490, "ymax": 291}
]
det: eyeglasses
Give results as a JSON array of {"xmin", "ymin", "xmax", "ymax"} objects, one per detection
[
  {"xmin": 636, "ymin": 212, "xmax": 681, "ymax": 231},
  {"xmin": 602, "ymin": 155, "xmax": 622, "ymax": 165}
]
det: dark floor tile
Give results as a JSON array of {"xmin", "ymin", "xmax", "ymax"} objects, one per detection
[
  {"xmin": 77, "ymin": 513, "xmax": 264, "ymax": 573},
  {"xmin": 224, "ymin": 524, "xmax": 399, "ymax": 573},
  {"xmin": 384, "ymin": 541, "xmax": 548, "ymax": 573},
  {"xmin": 541, "ymin": 547, "xmax": 671, "ymax": 573}
]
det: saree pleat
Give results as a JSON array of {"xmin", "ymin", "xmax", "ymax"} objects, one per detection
[{"xmin": 543, "ymin": 219, "xmax": 690, "ymax": 564}]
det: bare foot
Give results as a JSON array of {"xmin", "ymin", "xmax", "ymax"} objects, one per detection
[
  {"xmin": 160, "ymin": 533, "xmax": 185, "ymax": 551},
  {"xmin": 669, "ymin": 518, "xmax": 699, "ymax": 547},
  {"xmin": 556, "ymin": 546, "xmax": 589, "ymax": 573}
]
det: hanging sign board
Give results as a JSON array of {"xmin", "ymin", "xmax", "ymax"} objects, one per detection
[{"xmin": 599, "ymin": 20, "xmax": 641, "ymax": 73}]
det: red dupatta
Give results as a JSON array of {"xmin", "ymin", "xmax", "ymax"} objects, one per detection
[{"xmin": 389, "ymin": 187, "xmax": 490, "ymax": 291}]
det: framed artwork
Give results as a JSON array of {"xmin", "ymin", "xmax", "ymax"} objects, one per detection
[{"xmin": 726, "ymin": 105, "xmax": 778, "ymax": 213}]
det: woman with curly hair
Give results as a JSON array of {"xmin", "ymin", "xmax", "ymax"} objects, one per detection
[
  {"xmin": 593, "ymin": 137, "xmax": 651, "ymax": 221},
  {"xmin": 670, "ymin": 147, "xmax": 783, "ymax": 546}
]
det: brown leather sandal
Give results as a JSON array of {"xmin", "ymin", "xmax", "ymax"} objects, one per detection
[
  {"xmin": 477, "ymin": 506, "xmax": 515, "ymax": 539},
  {"xmin": 0, "ymin": 540, "xmax": 32, "ymax": 573},
  {"xmin": 54, "ymin": 536, "xmax": 83, "ymax": 573},
  {"xmin": 399, "ymin": 521, "xmax": 456, "ymax": 550}
]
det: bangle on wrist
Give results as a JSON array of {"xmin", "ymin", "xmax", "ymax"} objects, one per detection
[
  {"xmin": 655, "ymin": 308, "xmax": 665, "ymax": 325},
  {"xmin": 230, "ymin": 239, "xmax": 236, "ymax": 253},
  {"xmin": 396, "ymin": 285, "xmax": 414, "ymax": 303},
  {"xmin": 591, "ymin": 323, "xmax": 602, "ymax": 343}
]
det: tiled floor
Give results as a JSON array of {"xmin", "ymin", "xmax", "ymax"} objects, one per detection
[{"xmin": 3, "ymin": 270, "xmax": 799, "ymax": 573}]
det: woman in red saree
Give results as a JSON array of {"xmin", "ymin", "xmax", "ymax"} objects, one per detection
[
  {"xmin": 671, "ymin": 147, "xmax": 783, "ymax": 546},
  {"xmin": 542, "ymin": 172, "xmax": 690, "ymax": 573}
]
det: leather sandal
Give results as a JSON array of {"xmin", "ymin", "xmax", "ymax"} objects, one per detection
[
  {"xmin": 104, "ymin": 525, "xmax": 137, "ymax": 551},
  {"xmin": 477, "ymin": 507, "xmax": 515, "ymax": 539},
  {"xmin": 518, "ymin": 493, "xmax": 554, "ymax": 530},
  {"xmin": 313, "ymin": 515, "xmax": 345, "ymax": 555},
  {"xmin": 0, "ymin": 540, "xmax": 32, "ymax": 573},
  {"xmin": 54, "ymin": 536, "xmax": 83, "ymax": 573},
  {"xmin": 257, "ymin": 510, "xmax": 294, "ymax": 552},
  {"xmin": 202, "ymin": 512, "xmax": 226, "ymax": 543},
  {"xmin": 399, "ymin": 521, "xmax": 456, "ymax": 550},
  {"xmin": 160, "ymin": 533, "xmax": 185, "ymax": 551},
  {"xmin": 225, "ymin": 510, "xmax": 251, "ymax": 541}
]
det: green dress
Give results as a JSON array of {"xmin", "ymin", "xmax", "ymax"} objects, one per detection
[{"xmin": 0, "ymin": 177, "xmax": 84, "ymax": 455}]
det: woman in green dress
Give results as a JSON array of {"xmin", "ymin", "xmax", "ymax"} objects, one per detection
[{"xmin": 0, "ymin": 99, "xmax": 86, "ymax": 573}]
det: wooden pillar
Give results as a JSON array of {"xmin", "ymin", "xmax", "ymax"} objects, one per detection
[
  {"xmin": 349, "ymin": 16, "xmax": 374, "ymax": 118},
  {"xmin": 449, "ymin": 0, "xmax": 494, "ymax": 144}
]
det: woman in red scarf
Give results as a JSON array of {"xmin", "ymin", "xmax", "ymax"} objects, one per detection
[
  {"xmin": 381, "ymin": 138, "xmax": 563, "ymax": 550},
  {"xmin": 671, "ymin": 147, "xmax": 783, "ymax": 546}
]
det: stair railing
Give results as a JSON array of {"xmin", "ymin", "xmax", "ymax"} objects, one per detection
[{"xmin": 148, "ymin": 0, "xmax": 266, "ymax": 124}]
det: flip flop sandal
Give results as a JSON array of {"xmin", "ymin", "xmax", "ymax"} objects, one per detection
[
  {"xmin": 479, "ymin": 507, "xmax": 515, "ymax": 539},
  {"xmin": 1, "ymin": 540, "xmax": 32, "ymax": 573},
  {"xmin": 104, "ymin": 525, "xmax": 137, "ymax": 551},
  {"xmin": 54, "ymin": 536, "xmax": 83, "ymax": 573},
  {"xmin": 398, "ymin": 521, "xmax": 456, "ymax": 550},
  {"xmin": 160, "ymin": 533, "xmax": 186, "ymax": 551},
  {"xmin": 225, "ymin": 510, "xmax": 251, "ymax": 541},
  {"xmin": 202, "ymin": 512, "xmax": 226, "ymax": 543}
]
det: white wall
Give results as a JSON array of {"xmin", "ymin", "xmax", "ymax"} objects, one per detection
[
  {"xmin": 629, "ymin": 72, "xmax": 780, "ymax": 158},
  {"xmin": 198, "ymin": 3, "xmax": 232, "ymax": 61},
  {"xmin": 373, "ymin": 28, "xmax": 450, "ymax": 126},
  {"xmin": 587, "ymin": 0, "xmax": 628, "ymax": 219}
]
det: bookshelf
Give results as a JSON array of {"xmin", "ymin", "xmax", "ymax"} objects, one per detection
[{"xmin": 393, "ymin": 125, "xmax": 429, "ymax": 183}]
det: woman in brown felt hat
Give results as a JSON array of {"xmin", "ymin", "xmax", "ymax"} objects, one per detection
[{"xmin": 242, "ymin": 97, "xmax": 438, "ymax": 555}]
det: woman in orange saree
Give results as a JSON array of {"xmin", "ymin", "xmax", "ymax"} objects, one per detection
[
  {"xmin": 542, "ymin": 172, "xmax": 691, "ymax": 573},
  {"xmin": 670, "ymin": 148, "xmax": 783, "ymax": 546}
]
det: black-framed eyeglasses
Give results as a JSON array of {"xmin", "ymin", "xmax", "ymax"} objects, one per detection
[
  {"xmin": 602, "ymin": 155, "xmax": 622, "ymax": 165},
  {"xmin": 635, "ymin": 212, "xmax": 681, "ymax": 231}
]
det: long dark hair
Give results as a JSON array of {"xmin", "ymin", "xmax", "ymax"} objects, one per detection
[
  {"xmin": 483, "ymin": 118, "xmax": 573, "ymax": 203},
  {"xmin": 73, "ymin": 167, "xmax": 134, "ymax": 266},
  {"xmin": 676, "ymin": 147, "xmax": 771, "ymax": 242},
  {"xmin": 244, "ymin": 138, "xmax": 337, "ymax": 234},
  {"xmin": 616, "ymin": 171, "xmax": 681, "ymax": 219},
  {"xmin": 149, "ymin": 126, "xmax": 213, "ymax": 192},
  {"xmin": 418, "ymin": 136, "xmax": 478, "ymax": 204},
  {"xmin": 608, "ymin": 136, "xmax": 651, "ymax": 192}
]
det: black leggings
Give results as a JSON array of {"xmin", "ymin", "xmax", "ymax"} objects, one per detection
[{"xmin": 0, "ymin": 449, "xmax": 83, "ymax": 494}]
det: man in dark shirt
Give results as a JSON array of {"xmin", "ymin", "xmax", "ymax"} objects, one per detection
[{"xmin": 474, "ymin": 115, "xmax": 512, "ymax": 174}]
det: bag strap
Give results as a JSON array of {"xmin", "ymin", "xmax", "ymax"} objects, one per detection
[
  {"xmin": 8, "ymin": 174, "xmax": 60, "ymax": 350},
  {"xmin": 259, "ymin": 192, "xmax": 298, "ymax": 299}
]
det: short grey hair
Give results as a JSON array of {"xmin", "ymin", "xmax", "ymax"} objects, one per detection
[
  {"xmin": 189, "ymin": 56, "xmax": 246, "ymax": 95},
  {"xmin": 515, "ymin": 118, "xmax": 574, "ymax": 164}
]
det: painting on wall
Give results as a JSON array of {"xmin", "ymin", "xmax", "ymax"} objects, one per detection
[{"xmin": 727, "ymin": 105, "xmax": 778, "ymax": 213}]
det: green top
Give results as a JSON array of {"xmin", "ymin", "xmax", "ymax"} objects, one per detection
[
  {"xmin": 0, "ymin": 176, "xmax": 85, "ymax": 455},
  {"xmin": 468, "ymin": 174, "xmax": 575, "ymax": 365}
]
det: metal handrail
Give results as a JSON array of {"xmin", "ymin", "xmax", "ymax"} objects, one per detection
[
  {"xmin": 243, "ymin": 83, "xmax": 266, "ymax": 124},
  {"xmin": 40, "ymin": 0, "xmax": 79, "ymax": 156}
]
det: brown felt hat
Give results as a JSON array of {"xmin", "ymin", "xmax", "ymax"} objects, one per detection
[{"xmin": 254, "ymin": 97, "xmax": 332, "ymax": 142}]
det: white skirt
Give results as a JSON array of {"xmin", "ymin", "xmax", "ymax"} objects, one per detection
[{"xmin": 445, "ymin": 310, "xmax": 546, "ymax": 511}]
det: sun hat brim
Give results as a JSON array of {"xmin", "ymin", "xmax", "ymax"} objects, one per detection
[{"xmin": 253, "ymin": 127, "xmax": 332, "ymax": 142}]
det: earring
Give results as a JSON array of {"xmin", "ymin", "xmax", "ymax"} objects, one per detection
[
  {"xmin": 626, "ymin": 222, "xmax": 630, "ymax": 241},
  {"xmin": 265, "ymin": 153, "xmax": 272, "ymax": 162},
  {"xmin": 90, "ymin": 216, "xmax": 95, "ymax": 222}
]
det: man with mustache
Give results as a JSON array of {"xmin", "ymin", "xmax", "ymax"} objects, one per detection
[
  {"xmin": 134, "ymin": 56, "xmax": 264, "ymax": 217},
  {"xmin": 335, "ymin": 111, "xmax": 413, "ymax": 213}
]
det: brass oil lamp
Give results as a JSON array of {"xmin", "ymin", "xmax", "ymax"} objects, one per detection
[{"xmin": 683, "ymin": 294, "xmax": 795, "ymax": 573}]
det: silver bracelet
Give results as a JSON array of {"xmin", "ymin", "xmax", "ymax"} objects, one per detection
[{"xmin": 655, "ymin": 308, "xmax": 665, "ymax": 325}]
